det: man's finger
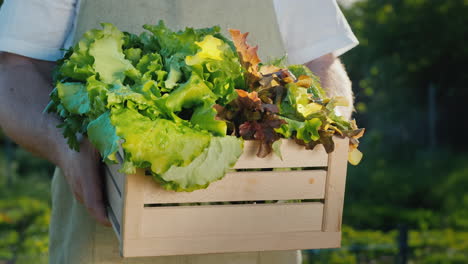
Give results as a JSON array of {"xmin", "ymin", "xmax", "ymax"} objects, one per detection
[
  {"xmin": 72, "ymin": 181, "xmax": 84, "ymax": 204},
  {"xmin": 83, "ymin": 187, "xmax": 111, "ymax": 226},
  {"xmin": 82, "ymin": 169, "xmax": 111, "ymax": 226},
  {"xmin": 73, "ymin": 190, "xmax": 84, "ymax": 204},
  {"xmin": 88, "ymin": 200, "xmax": 111, "ymax": 227}
]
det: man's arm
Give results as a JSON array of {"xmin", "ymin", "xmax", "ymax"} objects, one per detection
[
  {"xmin": 0, "ymin": 52, "xmax": 110, "ymax": 226},
  {"xmin": 305, "ymin": 53, "xmax": 354, "ymax": 120}
]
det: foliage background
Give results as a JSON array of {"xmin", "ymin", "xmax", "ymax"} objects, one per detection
[
  {"xmin": 1, "ymin": 0, "xmax": 467, "ymax": 263},
  {"xmin": 304, "ymin": 0, "xmax": 468, "ymax": 263}
]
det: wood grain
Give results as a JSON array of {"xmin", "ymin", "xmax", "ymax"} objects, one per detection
[
  {"xmin": 106, "ymin": 162, "xmax": 125, "ymax": 194},
  {"xmin": 142, "ymin": 170, "xmax": 327, "ymax": 204},
  {"xmin": 104, "ymin": 169, "xmax": 123, "ymax": 225},
  {"xmin": 322, "ymin": 137, "xmax": 349, "ymax": 232},
  {"xmin": 106, "ymin": 137, "xmax": 350, "ymax": 257},
  {"xmin": 140, "ymin": 202, "xmax": 323, "ymax": 238},
  {"xmin": 123, "ymin": 231, "xmax": 341, "ymax": 257},
  {"xmin": 234, "ymin": 139, "xmax": 328, "ymax": 169},
  {"xmin": 121, "ymin": 169, "xmax": 145, "ymax": 246}
]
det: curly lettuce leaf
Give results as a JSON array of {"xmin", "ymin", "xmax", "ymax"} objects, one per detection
[
  {"xmin": 85, "ymin": 75, "xmax": 110, "ymax": 119},
  {"xmin": 185, "ymin": 35, "xmax": 242, "ymax": 104},
  {"xmin": 87, "ymin": 111, "xmax": 121, "ymax": 163},
  {"xmin": 133, "ymin": 52, "xmax": 166, "ymax": 83},
  {"xmin": 228, "ymin": 29, "xmax": 261, "ymax": 90},
  {"xmin": 155, "ymin": 136, "xmax": 243, "ymax": 191},
  {"xmin": 56, "ymin": 82, "xmax": 90, "ymax": 115},
  {"xmin": 164, "ymin": 56, "xmax": 183, "ymax": 90},
  {"xmin": 275, "ymin": 117, "xmax": 322, "ymax": 143},
  {"xmin": 88, "ymin": 23, "xmax": 135, "ymax": 84},
  {"xmin": 143, "ymin": 20, "xmax": 220, "ymax": 58},
  {"xmin": 287, "ymin": 64, "xmax": 325, "ymax": 98},
  {"xmin": 106, "ymin": 83, "xmax": 157, "ymax": 109},
  {"xmin": 57, "ymin": 30, "xmax": 101, "ymax": 82},
  {"xmin": 283, "ymin": 83, "xmax": 322, "ymax": 119},
  {"xmin": 110, "ymin": 108, "xmax": 211, "ymax": 174},
  {"xmin": 163, "ymin": 74, "xmax": 217, "ymax": 113},
  {"xmin": 190, "ymin": 104, "xmax": 227, "ymax": 136},
  {"xmin": 124, "ymin": 48, "xmax": 142, "ymax": 65}
]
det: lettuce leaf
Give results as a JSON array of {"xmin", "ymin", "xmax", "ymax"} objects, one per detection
[
  {"xmin": 185, "ymin": 35, "xmax": 242, "ymax": 104},
  {"xmin": 56, "ymin": 82, "xmax": 90, "ymax": 115},
  {"xmin": 283, "ymin": 83, "xmax": 322, "ymax": 119},
  {"xmin": 48, "ymin": 21, "xmax": 365, "ymax": 194},
  {"xmin": 155, "ymin": 136, "xmax": 243, "ymax": 191},
  {"xmin": 275, "ymin": 117, "xmax": 322, "ymax": 143},
  {"xmin": 143, "ymin": 21, "xmax": 220, "ymax": 58},
  {"xmin": 287, "ymin": 64, "xmax": 325, "ymax": 98},
  {"xmin": 87, "ymin": 111, "xmax": 121, "ymax": 163},
  {"xmin": 57, "ymin": 30, "xmax": 100, "ymax": 82},
  {"xmin": 85, "ymin": 76, "xmax": 110, "ymax": 119},
  {"xmin": 163, "ymin": 74, "xmax": 217, "ymax": 113},
  {"xmin": 110, "ymin": 108, "xmax": 211, "ymax": 175},
  {"xmin": 88, "ymin": 23, "xmax": 135, "ymax": 84},
  {"xmin": 190, "ymin": 104, "xmax": 227, "ymax": 136}
]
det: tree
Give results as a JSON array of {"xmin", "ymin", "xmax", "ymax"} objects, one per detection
[{"xmin": 340, "ymin": 0, "xmax": 468, "ymax": 230}]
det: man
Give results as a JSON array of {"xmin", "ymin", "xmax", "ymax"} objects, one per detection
[{"xmin": 0, "ymin": 0, "xmax": 358, "ymax": 263}]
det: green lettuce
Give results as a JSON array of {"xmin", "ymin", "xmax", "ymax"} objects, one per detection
[
  {"xmin": 275, "ymin": 117, "xmax": 322, "ymax": 143},
  {"xmin": 110, "ymin": 108, "xmax": 211, "ymax": 174},
  {"xmin": 287, "ymin": 64, "xmax": 325, "ymax": 98},
  {"xmin": 162, "ymin": 74, "xmax": 216, "ymax": 112},
  {"xmin": 154, "ymin": 136, "xmax": 243, "ymax": 191},
  {"xmin": 47, "ymin": 21, "xmax": 364, "ymax": 192},
  {"xmin": 56, "ymin": 82, "xmax": 90, "ymax": 115},
  {"xmin": 283, "ymin": 83, "xmax": 322, "ymax": 119},
  {"xmin": 190, "ymin": 104, "xmax": 227, "ymax": 136},
  {"xmin": 88, "ymin": 24, "xmax": 135, "ymax": 84},
  {"xmin": 46, "ymin": 22, "xmax": 250, "ymax": 190},
  {"xmin": 87, "ymin": 111, "xmax": 120, "ymax": 163}
]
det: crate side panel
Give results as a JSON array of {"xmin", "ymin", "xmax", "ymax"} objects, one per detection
[
  {"xmin": 121, "ymin": 169, "xmax": 145, "ymax": 243},
  {"xmin": 234, "ymin": 139, "xmax": 328, "ymax": 169},
  {"xmin": 322, "ymin": 137, "xmax": 349, "ymax": 232},
  {"xmin": 106, "ymin": 163, "xmax": 125, "ymax": 193},
  {"xmin": 143, "ymin": 170, "xmax": 327, "ymax": 204},
  {"xmin": 123, "ymin": 231, "xmax": 341, "ymax": 257},
  {"xmin": 104, "ymin": 169, "xmax": 123, "ymax": 224},
  {"xmin": 106, "ymin": 205, "xmax": 122, "ymax": 243},
  {"xmin": 140, "ymin": 203, "xmax": 323, "ymax": 238}
]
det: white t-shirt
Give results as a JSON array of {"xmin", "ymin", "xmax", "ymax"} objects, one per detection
[{"xmin": 0, "ymin": 0, "xmax": 358, "ymax": 64}]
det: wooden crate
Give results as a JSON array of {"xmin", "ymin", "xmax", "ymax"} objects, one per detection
[{"xmin": 104, "ymin": 137, "xmax": 349, "ymax": 257}]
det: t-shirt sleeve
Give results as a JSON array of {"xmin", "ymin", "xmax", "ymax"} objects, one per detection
[
  {"xmin": 274, "ymin": 0, "xmax": 359, "ymax": 64},
  {"xmin": 0, "ymin": 0, "xmax": 78, "ymax": 61}
]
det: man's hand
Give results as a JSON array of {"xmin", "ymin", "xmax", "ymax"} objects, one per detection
[
  {"xmin": 59, "ymin": 138, "xmax": 111, "ymax": 226},
  {"xmin": 305, "ymin": 53, "xmax": 354, "ymax": 120},
  {"xmin": 0, "ymin": 52, "xmax": 110, "ymax": 226}
]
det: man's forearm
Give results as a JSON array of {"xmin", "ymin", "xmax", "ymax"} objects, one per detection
[
  {"xmin": 0, "ymin": 52, "xmax": 67, "ymax": 166},
  {"xmin": 0, "ymin": 52, "xmax": 111, "ymax": 225},
  {"xmin": 305, "ymin": 53, "xmax": 354, "ymax": 120}
]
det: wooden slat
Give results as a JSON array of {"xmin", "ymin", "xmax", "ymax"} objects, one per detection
[
  {"xmin": 121, "ymin": 169, "xmax": 145, "ymax": 244},
  {"xmin": 143, "ymin": 170, "xmax": 327, "ymax": 204},
  {"xmin": 140, "ymin": 203, "xmax": 323, "ymax": 238},
  {"xmin": 105, "ymin": 163, "xmax": 125, "ymax": 194},
  {"xmin": 123, "ymin": 231, "xmax": 341, "ymax": 257},
  {"xmin": 106, "ymin": 205, "xmax": 122, "ymax": 243},
  {"xmin": 234, "ymin": 139, "xmax": 328, "ymax": 169},
  {"xmin": 104, "ymin": 170, "xmax": 123, "ymax": 224},
  {"xmin": 322, "ymin": 137, "xmax": 349, "ymax": 232}
]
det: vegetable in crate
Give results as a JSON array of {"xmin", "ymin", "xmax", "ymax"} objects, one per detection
[{"xmin": 46, "ymin": 21, "xmax": 364, "ymax": 192}]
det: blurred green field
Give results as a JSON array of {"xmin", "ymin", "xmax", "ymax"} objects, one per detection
[{"xmin": 1, "ymin": 0, "xmax": 468, "ymax": 263}]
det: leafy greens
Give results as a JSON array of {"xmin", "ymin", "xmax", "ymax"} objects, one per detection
[{"xmin": 46, "ymin": 21, "xmax": 364, "ymax": 192}]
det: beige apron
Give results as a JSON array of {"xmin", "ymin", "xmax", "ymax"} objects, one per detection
[{"xmin": 49, "ymin": 0, "xmax": 301, "ymax": 263}]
